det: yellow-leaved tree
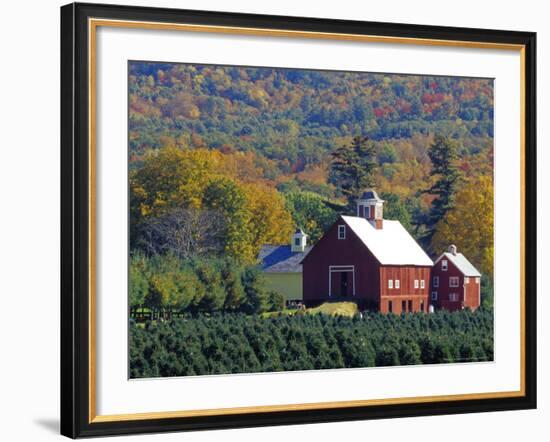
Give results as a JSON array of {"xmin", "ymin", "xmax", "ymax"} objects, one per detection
[
  {"xmin": 243, "ymin": 183, "xmax": 294, "ymax": 252},
  {"xmin": 130, "ymin": 145, "xmax": 294, "ymax": 264},
  {"xmin": 431, "ymin": 176, "xmax": 494, "ymax": 278},
  {"xmin": 130, "ymin": 146, "xmax": 222, "ymax": 218}
]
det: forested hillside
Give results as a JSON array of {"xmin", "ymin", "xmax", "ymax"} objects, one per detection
[
  {"xmin": 128, "ymin": 62, "xmax": 494, "ymax": 308},
  {"xmin": 129, "ymin": 62, "xmax": 493, "ymax": 199},
  {"xmin": 128, "ymin": 63, "xmax": 495, "ymax": 377}
]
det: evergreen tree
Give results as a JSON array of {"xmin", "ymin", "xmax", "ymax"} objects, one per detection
[
  {"xmin": 480, "ymin": 274, "xmax": 494, "ymax": 311},
  {"xmin": 284, "ymin": 191, "xmax": 338, "ymax": 242},
  {"xmin": 144, "ymin": 276, "xmax": 165, "ymax": 320},
  {"xmin": 129, "ymin": 309, "xmax": 494, "ymax": 378},
  {"xmin": 171, "ymin": 267, "xmax": 201, "ymax": 313},
  {"xmin": 221, "ymin": 260, "xmax": 246, "ymax": 311},
  {"xmin": 423, "ymin": 135, "xmax": 462, "ymax": 249},
  {"xmin": 329, "ymin": 136, "xmax": 377, "ymax": 213},
  {"xmin": 398, "ymin": 340, "xmax": 422, "ymax": 365},
  {"xmin": 129, "ymin": 253, "xmax": 149, "ymax": 312},
  {"xmin": 375, "ymin": 345, "xmax": 400, "ymax": 366},
  {"xmin": 193, "ymin": 261, "xmax": 226, "ymax": 312},
  {"xmin": 433, "ymin": 340, "xmax": 454, "ymax": 364},
  {"xmin": 419, "ymin": 337, "xmax": 437, "ymax": 364},
  {"xmin": 380, "ymin": 192, "xmax": 414, "ymax": 234},
  {"xmin": 267, "ymin": 290, "xmax": 285, "ymax": 312},
  {"xmin": 240, "ymin": 267, "xmax": 268, "ymax": 314}
]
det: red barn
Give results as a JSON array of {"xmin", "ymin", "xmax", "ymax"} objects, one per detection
[
  {"xmin": 301, "ymin": 190, "xmax": 433, "ymax": 313},
  {"xmin": 430, "ymin": 245, "xmax": 482, "ymax": 311}
]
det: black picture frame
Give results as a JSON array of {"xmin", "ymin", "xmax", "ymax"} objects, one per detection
[{"xmin": 61, "ymin": 2, "xmax": 537, "ymax": 438}]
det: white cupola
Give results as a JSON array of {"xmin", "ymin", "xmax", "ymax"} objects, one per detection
[
  {"xmin": 356, "ymin": 189, "xmax": 384, "ymax": 229},
  {"xmin": 291, "ymin": 228, "xmax": 308, "ymax": 253}
]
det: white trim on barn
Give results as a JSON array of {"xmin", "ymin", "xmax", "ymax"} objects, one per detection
[
  {"xmin": 337, "ymin": 225, "xmax": 346, "ymax": 240},
  {"xmin": 328, "ymin": 265, "xmax": 356, "ymax": 297}
]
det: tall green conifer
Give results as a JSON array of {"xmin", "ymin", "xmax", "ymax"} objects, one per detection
[
  {"xmin": 330, "ymin": 136, "xmax": 377, "ymax": 213},
  {"xmin": 423, "ymin": 135, "xmax": 462, "ymax": 248}
]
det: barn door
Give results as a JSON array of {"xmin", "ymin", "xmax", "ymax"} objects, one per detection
[
  {"xmin": 329, "ymin": 266, "xmax": 355, "ymax": 297},
  {"xmin": 340, "ymin": 272, "xmax": 349, "ymax": 296}
]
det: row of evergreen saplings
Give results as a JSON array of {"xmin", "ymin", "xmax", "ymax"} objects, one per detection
[
  {"xmin": 129, "ymin": 309, "xmax": 494, "ymax": 378},
  {"xmin": 130, "ymin": 253, "xmax": 285, "ymax": 319}
]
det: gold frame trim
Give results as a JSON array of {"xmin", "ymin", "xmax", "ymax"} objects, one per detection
[{"xmin": 88, "ymin": 18, "xmax": 527, "ymax": 424}]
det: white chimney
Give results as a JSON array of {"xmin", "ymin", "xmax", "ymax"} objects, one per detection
[
  {"xmin": 291, "ymin": 229, "xmax": 308, "ymax": 253},
  {"xmin": 448, "ymin": 244, "xmax": 457, "ymax": 255}
]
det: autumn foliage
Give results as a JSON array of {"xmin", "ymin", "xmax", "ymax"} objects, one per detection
[
  {"xmin": 127, "ymin": 62, "xmax": 495, "ymax": 377},
  {"xmin": 130, "ymin": 146, "xmax": 293, "ymax": 264},
  {"xmin": 431, "ymin": 176, "xmax": 494, "ymax": 277},
  {"xmin": 129, "ymin": 61, "xmax": 494, "ymax": 301}
]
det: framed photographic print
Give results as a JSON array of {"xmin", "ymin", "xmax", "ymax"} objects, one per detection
[{"xmin": 60, "ymin": 2, "xmax": 537, "ymax": 438}]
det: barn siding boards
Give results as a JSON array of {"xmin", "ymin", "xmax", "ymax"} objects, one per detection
[
  {"xmin": 380, "ymin": 294, "xmax": 429, "ymax": 314},
  {"xmin": 431, "ymin": 256, "xmax": 481, "ymax": 311},
  {"xmin": 379, "ymin": 266, "xmax": 431, "ymax": 313},
  {"xmin": 379, "ymin": 266, "xmax": 431, "ymax": 298},
  {"xmin": 301, "ymin": 203, "xmax": 482, "ymax": 314},
  {"xmin": 302, "ymin": 216, "xmax": 431, "ymax": 312},
  {"xmin": 302, "ymin": 219, "xmax": 380, "ymax": 308},
  {"xmin": 464, "ymin": 276, "xmax": 481, "ymax": 310}
]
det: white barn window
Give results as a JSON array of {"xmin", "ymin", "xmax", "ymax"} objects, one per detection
[
  {"xmin": 449, "ymin": 293, "xmax": 459, "ymax": 302},
  {"xmin": 338, "ymin": 225, "xmax": 346, "ymax": 240},
  {"xmin": 441, "ymin": 260, "xmax": 448, "ymax": 271},
  {"xmin": 449, "ymin": 276, "xmax": 459, "ymax": 287},
  {"xmin": 388, "ymin": 279, "xmax": 393, "ymax": 289},
  {"xmin": 420, "ymin": 280, "xmax": 425, "ymax": 289},
  {"xmin": 431, "ymin": 291, "xmax": 438, "ymax": 300},
  {"xmin": 395, "ymin": 279, "xmax": 400, "ymax": 289},
  {"xmin": 414, "ymin": 280, "xmax": 419, "ymax": 289}
]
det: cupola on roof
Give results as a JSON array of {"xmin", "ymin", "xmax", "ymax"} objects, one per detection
[{"xmin": 359, "ymin": 189, "xmax": 384, "ymax": 202}]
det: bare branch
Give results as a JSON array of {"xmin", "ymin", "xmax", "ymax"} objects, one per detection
[{"xmin": 140, "ymin": 207, "xmax": 226, "ymax": 259}]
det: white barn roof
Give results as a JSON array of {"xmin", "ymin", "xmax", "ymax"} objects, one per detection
[
  {"xmin": 435, "ymin": 252, "xmax": 481, "ymax": 277},
  {"xmin": 341, "ymin": 215, "xmax": 433, "ymax": 266}
]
